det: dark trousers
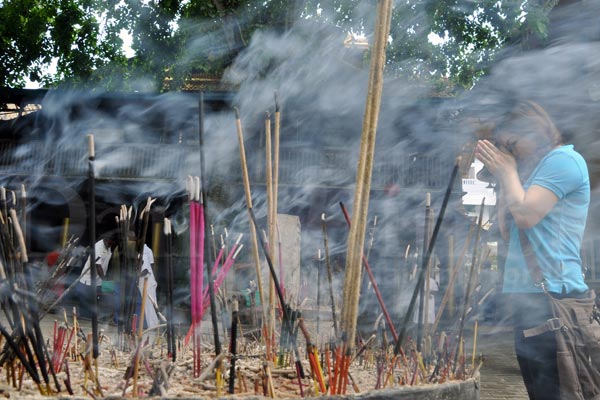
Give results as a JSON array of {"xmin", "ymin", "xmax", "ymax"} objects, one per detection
[
  {"xmin": 73, "ymin": 282, "xmax": 100, "ymax": 319},
  {"xmin": 510, "ymin": 293, "xmax": 560, "ymax": 400}
]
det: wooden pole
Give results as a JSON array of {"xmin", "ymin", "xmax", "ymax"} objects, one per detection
[{"xmin": 340, "ymin": 0, "xmax": 393, "ymax": 347}]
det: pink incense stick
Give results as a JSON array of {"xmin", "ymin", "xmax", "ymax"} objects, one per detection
[
  {"xmin": 211, "ymin": 245, "xmax": 225, "ymax": 279},
  {"xmin": 190, "ymin": 198, "xmax": 197, "ymax": 326},
  {"xmin": 196, "ymin": 192, "xmax": 205, "ymax": 326},
  {"xmin": 202, "ymin": 236, "xmax": 240, "ymax": 298},
  {"xmin": 56, "ymin": 326, "xmax": 75, "ymax": 373},
  {"xmin": 194, "ymin": 177, "xmax": 204, "ymax": 378},
  {"xmin": 201, "ymin": 240, "xmax": 244, "ymax": 316},
  {"xmin": 276, "ymin": 223, "xmax": 285, "ymax": 298}
]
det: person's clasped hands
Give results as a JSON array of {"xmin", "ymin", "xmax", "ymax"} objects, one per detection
[{"xmin": 475, "ymin": 139, "xmax": 518, "ymax": 182}]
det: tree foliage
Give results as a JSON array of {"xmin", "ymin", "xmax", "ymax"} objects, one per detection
[
  {"xmin": 0, "ymin": 0, "xmax": 559, "ymax": 90},
  {"xmin": 0, "ymin": 0, "xmax": 128, "ymax": 88}
]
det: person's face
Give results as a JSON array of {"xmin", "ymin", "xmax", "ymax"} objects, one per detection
[{"xmin": 494, "ymin": 130, "xmax": 538, "ymax": 162}]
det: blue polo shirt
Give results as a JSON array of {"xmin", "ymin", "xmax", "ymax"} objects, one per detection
[{"xmin": 502, "ymin": 145, "xmax": 590, "ymax": 294}]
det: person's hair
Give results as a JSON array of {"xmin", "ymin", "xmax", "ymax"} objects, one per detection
[
  {"xmin": 101, "ymin": 232, "xmax": 118, "ymax": 243},
  {"xmin": 493, "ymin": 100, "xmax": 563, "ymax": 153}
]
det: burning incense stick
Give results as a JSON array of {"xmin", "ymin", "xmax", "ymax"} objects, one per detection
[
  {"xmin": 86, "ymin": 134, "xmax": 99, "ymax": 363},
  {"xmin": 131, "ymin": 277, "xmax": 148, "ymax": 396},
  {"xmin": 228, "ymin": 299, "xmax": 239, "ymax": 394},
  {"xmin": 264, "ymin": 111, "xmax": 278, "ymax": 360},
  {"xmin": 164, "ymin": 218, "xmax": 176, "ymax": 362},
  {"xmin": 188, "ymin": 178, "xmax": 198, "ymax": 372},
  {"xmin": 248, "ymin": 209, "xmax": 285, "ymax": 321},
  {"xmin": 247, "ymin": 207, "xmax": 305, "ymax": 380},
  {"xmin": 431, "ymin": 225, "xmax": 475, "ymax": 335},
  {"xmin": 272, "ymin": 94, "xmax": 282, "ymax": 299},
  {"xmin": 320, "ymin": 213, "xmax": 338, "ymax": 338},
  {"xmin": 19, "ymin": 185, "xmax": 26, "ymax": 249},
  {"xmin": 196, "ymin": 177, "xmax": 207, "ymax": 379},
  {"xmin": 471, "ymin": 319, "xmax": 478, "ymax": 367},
  {"xmin": 339, "ymin": 203, "xmax": 400, "ymax": 348},
  {"xmin": 298, "ymin": 318, "xmax": 326, "ymax": 394},
  {"xmin": 454, "ymin": 198, "xmax": 485, "ymax": 368},
  {"xmin": 9, "ymin": 209, "xmax": 27, "ymax": 264},
  {"xmin": 341, "ymin": 0, "xmax": 393, "ymax": 348},
  {"xmin": 316, "ymin": 249, "xmax": 321, "ymax": 344},
  {"xmin": 418, "ymin": 193, "xmax": 433, "ymax": 350},
  {"xmin": 234, "ymin": 107, "xmax": 268, "ymax": 352},
  {"xmin": 0, "ymin": 187, "xmax": 6, "ymax": 222},
  {"xmin": 198, "ymin": 93, "xmax": 222, "ymax": 386},
  {"xmin": 393, "ymin": 158, "xmax": 460, "ymax": 356}
]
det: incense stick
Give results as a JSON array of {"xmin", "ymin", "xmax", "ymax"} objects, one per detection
[
  {"xmin": 341, "ymin": 0, "xmax": 393, "ymax": 348},
  {"xmin": 234, "ymin": 107, "xmax": 267, "ymax": 348},
  {"xmin": 86, "ymin": 134, "xmax": 99, "ymax": 363},
  {"xmin": 246, "ymin": 207, "xmax": 305, "ymax": 380},
  {"xmin": 316, "ymin": 249, "xmax": 321, "ymax": 344},
  {"xmin": 430, "ymin": 225, "xmax": 475, "ymax": 335},
  {"xmin": 417, "ymin": 193, "xmax": 432, "ymax": 350},
  {"xmin": 264, "ymin": 111, "xmax": 277, "ymax": 361},
  {"xmin": 198, "ymin": 93, "xmax": 222, "ymax": 386},
  {"xmin": 164, "ymin": 218, "xmax": 176, "ymax": 362},
  {"xmin": 393, "ymin": 158, "xmax": 460, "ymax": 356},
  {"xmin": 339, "ymin": 203, "xmax": 400, "ymax": 348},
  {"xmin": 320, "ymin": 214, "xmax": 338, "ymax": 339},
  {"xmin": 454, "ymin": 198, "xmax": 485, "ymax": 368},
  {"xmin": 228, "ymin": 299, "xmax": 239, "ymax": 394}
]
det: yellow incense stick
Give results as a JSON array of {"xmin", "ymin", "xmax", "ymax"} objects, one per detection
[
  {"xmin": 61, "ymin": 218, "xmax": 69, "ymax": 247},
  {"xmin": 152, "ymin": 222, "xmax": 161, "ymax": 259},
  {"xmin": 216, "ymin": 368, "xmax": 223, "ymax": 397}
]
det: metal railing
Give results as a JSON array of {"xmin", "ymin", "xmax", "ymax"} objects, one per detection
[{"xmin": 0, "ymin": 140, "xmax": 454, "ymax": 190}]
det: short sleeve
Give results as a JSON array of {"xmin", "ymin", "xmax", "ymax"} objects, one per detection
[
  {"xmin": 531, "ymin": 151, "xmax": 587, "ymax": 199},
  {"xmin": 144, "ymin": 245, "xmax": 155, "ymax": 265}
]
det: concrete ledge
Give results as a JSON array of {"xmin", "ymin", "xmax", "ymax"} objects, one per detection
[{"xmin": 79, "ymin": 376, "xmax": 479, "ymax": 400}]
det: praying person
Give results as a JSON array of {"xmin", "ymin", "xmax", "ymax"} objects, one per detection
[
  {"xmin": 476, "ymin": 100, "xmax": 590, "ymax": 400},
  {"xmin": 138, "ymin": 243, "xmax": 160, "ymax": 331},
  {"xmin": 73, "ymin": 234, "xmax": 116, "ymax": 319}
]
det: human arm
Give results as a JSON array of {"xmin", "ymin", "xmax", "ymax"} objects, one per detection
[{"xmin": 96, "ymin": 262, "xmax": 105, "ymax": 279}]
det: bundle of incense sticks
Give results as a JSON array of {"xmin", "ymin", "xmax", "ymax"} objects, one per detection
[
  {"xmin": 116, "ymin": 204, "xmax": 135, "ymax": 338},
  {"xmin": 199, "ymin": 234, "xmax": 244, "ymax": 316},
  {"xmin": 187, "ymin": 176, "xmax": 204, "ymax": 378},
  {"xmin": 182, "ymin": 227, "xmax": 244, "ymax": 350},
  {"xmin": 0, "ymin": 185, "xmax": 61, "ymax": 395},
  {"xmin": 37, "ymin": 237, "xmax": 82, "ymax": 316},
  {"xmin": 115, "ymin": 197, "xmax": 155, "ymax": 345},
  {"xmin": 51, "ymin": 322, "xmax": 75, "ymax": 373}
]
